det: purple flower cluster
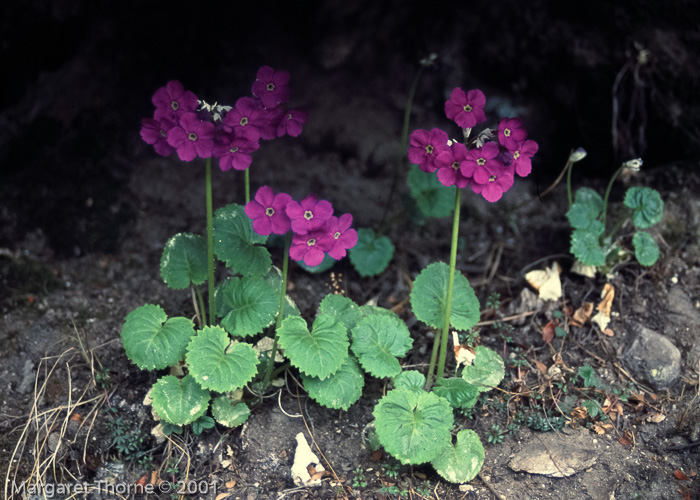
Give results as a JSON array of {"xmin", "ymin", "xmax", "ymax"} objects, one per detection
[
  {"xmin": 140, "ymin": 67, "xmax": 308, "ymax": 171},
  {"xmin": 408, "ymin": 87, "xmax": 538, "ymax": 202},
  {"xmin": 245, "ymin": 186, "xmax": 358, "ymax": 267}
]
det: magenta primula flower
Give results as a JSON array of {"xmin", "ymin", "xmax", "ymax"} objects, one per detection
[
  {"xmin": 153, "ymin": 80, "xmax": 199, "ymax": 121},
  {"xmin": 289, "ymin": 230, "xmax": 330, "ymax": 267},
  {"xmin": 213, "ymin": 132, "xmax": 259, "ymax": 171},
  {"xmin": 444, "ymin": 88, "xmax": 487, "ymax": 129},
  {"xmin": 252, "ymin": 66, "xmax": 290, "ymax": 109},
  {"xmin": 286, "ymin": 195, "xmax": 333, "ymax": 235},
  {"xmin": 434, "ymin": 142, "xmax": 472, "ymax": 188},
  {"xmin": 221, "ymin": 97, "xmax": 264, "ymax": 142},
  {"xmin": 471, "ymin": 164, "xmax": 515, "ymax": 202},
  {"xmin": 512, "ymin": 139, "xmax": 538, "ymax": 177},
  {"xmin": 498, "ymin": 118, "xmax": 527, "ymax": 151},
  {"xmin": 277, "ymin": 109, "xmax": 308, "ymax": 138},
  {"xmin": 245, "ymin": 186, "xmax": 292, "ymax": 235},
  {"xmin": 140, "ymin": 117, "xmax": 176, "ymax": 157},
  {"xmin": 408, "ymin": 128, "xmax": 450, "ymax": 173},
  {"xmin": 320, "ymin": 214, "xmax": 358, "ymax": 260},
  {"xmin": 166, "ymin": 112, "xmax": 215, "ymax": 161},
  {"xmin": 464, "ymin": 142, "xmax": 501, "ymax": 184}
]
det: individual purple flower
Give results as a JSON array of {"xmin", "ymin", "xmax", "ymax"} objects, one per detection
[
  {"xmin": 497, "ymin": 118, "xmax": 527, "ymax": 151},
  {"xmin": 222, "ymin": 97, "xmax": 263, "ymax": 142},
  {"xmin": 258, "ymin": 108, "xmax": 284, "ymax": 140},
  {"xmin": 289, "ymin": 230, "xmax": 330, "ymax": 267},
  {"xmin": 152, "ymin": 80, "xmax": 199, "ymax": 121},
  {"xmin": 286, "ymin": 195, "xmax": 333, "ymax": 234},
  {"xmin": 320, "ymin": 214, "xmax": 358, "ymax": 260},
  {"xmin": 140, "ymin": 117, "xmax": 176, "ymax": 157},
  {"xmin": 511, "ymin": 139, "xmax": 539, "ymax": 177},
  {"xmin": 471, "ymin": 165, "xmax": 515, "ymax": 202},
  {"xmin": 408, "ymin": 128, "xmax": 450, "ymax": 173},
  {"xmin": 166, "ymin": 112, "xmax": 215, "ymax": 161},
  {"xmin": 464, "ymin": 142, "xmax": 501, "ymax": 184},
  {"xmin": 434, "ymin": 142, "xmax": 472, "ymax": 188},
  {"xmin": 444, "ymin": 88, "xmax": 487, "ymax": 129},
  {"xmin": 252, "ymin": 66, "xmax": 290, "ymax": 109},
  {"xmin": 245, "ymin": 186, "xmax": 292, "ymax": 235},
  {"xmin": 277, "ymin": 110, "xmax": 308, "ymax": 138},
  {"xmin": 213, "ymin": 131, "xmax": 259, "ymax": 171}
]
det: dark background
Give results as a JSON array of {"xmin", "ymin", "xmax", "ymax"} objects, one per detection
[{"xmin": 1, "ymin": 0, "xmax": 698, "ymax": 256}]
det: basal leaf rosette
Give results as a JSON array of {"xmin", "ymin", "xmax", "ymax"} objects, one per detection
[
  {"xmin": 349, "ymin": 228, "xmax": 394, "ymax": 277},
  {"xmin": 461, "ymin": 346, "xmax": 505, "ymax": 392},
  {"xmin": 151, "ymin": 375, "xmax": 210, "ymax": 426},
  {"xmin": 186, "ymin": 326, "xmax": 259, "ymax": 393},
  {"xmin": 624, "ymin": 187, "xmax": 663, "ymax": 229},
  {"xmin": 160, "ymin": 233, "xmax": 208, "ymax": 289},
  {"xmin": 319, "ymin": 293, "xmax": 364, "ymax": 332},
  {"xmin": 407, "ymin": 164, "xmax": 456, "ymax": 218},
  {"xmin": 214, "ymin": 203, "xmax": 271, "ymax": 276},
  {"xmin": 393, "ymin": 370, "xmax": 426, "ymax": 390},
  {"xmin": 431, "ymin": 429, "xmax": 484, "ymax": 483},
  {"xmin": 301, "ymin": 356, "xmax": 364, "ymax": 410},
  {"xmin": 263, "ymin": 266, "xmax": 301, "ymax": 320},
  {"xmin": 277, "ymin": 314, "xmax": 349, "ymax": 379},
  {"xmin": 410, "ymin": 262, "xmax": 480, "ymax": 331},
  {"xmin": 566, "ymin": 188, "xmax": 604, "ymax": 230},
  {"xmin": 211, "ymin": 396, "xmax": 250, "ymax": 428},
  {"xmin": 121, "ymin": 304, "xmax": 195, "ymax": 370},
  {"xmin": 373, "ymin": 387, "xmax": 453, "ymax": 465},
  {"xmin": 219, "ymin": 276, "xmax": 279, "ymax": 337},
  {"xmin": 570, "ymin": 220, "xmax": 606, "ymax": 267},
  {"xmin": 351, "ymin": 314, "xmax": 412, "ymax": 378},
  {"xmin": 632, "ymin": 231, "xmax": 660, "ymax": 267},
  {"xmin": 434, "ymin": 377, "xmax": 480, "ymax": 409}
]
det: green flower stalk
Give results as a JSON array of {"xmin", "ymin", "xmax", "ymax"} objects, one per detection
[{"xmin": 205, "ymin": 157, "xmax": 216, "ymax": 323}]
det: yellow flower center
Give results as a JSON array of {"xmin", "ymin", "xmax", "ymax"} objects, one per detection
[
  {"xmin": 477, "ymin": 158, "xmax": 486, "ymax": 166},
  {"xmin": 159, "ymin": 129, "xmax": 167, "ymax": 138},
  {"xmin": 171, "ymin": 101, "xmax": 179, "ymax": 111},
  {"xmin": 504, "ymin": 128, "xmax": 511, "ymax": 137},
  {"xmin": 307, "ymin": 238, "xmax": 316, "ymax": 246},
  {"xmin": 265, "ymin": 207, "xmax": 275, "ymax": 216},
  {"xmin": 451, "ymin": 161, "xmax": 460, "ymax": 170},
  {"xmin": 188, "ymin": 132, "xmax": 198, "ymax": 141},
  {"xmin": 304, "ymin": 210, "xmax": 313, "ymax": 220},
  {"xmin": 334, "ymin": 231, "xmax": 341, "ymax": 239},
  {"xmin": 514, "ymin": 151, "xmax": 520, "ymax": 160},
  {"xmin": 240, "ymin": 117, "xmax": 249, "ymax": 126},
  {"xmin": 266, "ymin": 83, "xmax": 275, "ymax": 91},
  {"xmin": 489, "ymin": 175, "xmax": 497, "ymax": 182},
  {"xmin": 463, "ymin": 104, "xmax": 472, "ymax": 112},
  {"xmin": 229, "ymin": 146, "xmax": 239, "ymax": 153},
  {"xmin": 425, "ymin": 145, "xmax": 434, "ymax": 154}
]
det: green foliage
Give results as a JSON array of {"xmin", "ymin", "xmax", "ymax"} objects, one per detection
[
  {"xmin": 632, "ymin": 231, "xmax": 660, "ymax": 266},
  {"xmin": 407, "ymin": 164, "xmax": 456, "ymax": 218},
  {"xmin": 350, "ymin": 314, "xmax": 412, "ymax": 378},
  {"xmin": 565, "ymin": 188, "xmax": 604, "ymax": 230},
  {"xmin": 121, "ymin": 304, "xmax": 194, "ymax": 371},
  {"xmin": 570, "ymin": 222, "xmax": 606, "ymax": 267},
  {"xmin": 373, "ymin": 387, "xmax": 453, "ymax": 465},
  {"xmin": 410, "ymin": 262, "xmax": 480, "ymax": 331},
  {"xmin": 277, "ymin": 314, "xmax": 349, "ymax": 379},
  {"xmin": 461, "ymin": 346, "xmax": 505, "ymax": 392},
  {"xmin": 349, "ymin": 228, "xmax": 394, "ymax": 277},
  {"xmin": 192, "ymin": 415, "xmax": 215, "ymax": 435},
  {"xmin": 431, "ymin": 429, "xmax": 484, "ymax": 483},
  {"xmin": 218, "ymin": 276, "xmax": 279, "ymax": 337},
  {"xmin": 623, "ymin": 187, "xmax": 664, "ymax": 229},
  {"xmin": 486, "ymin": 424, "xmax": 504, "ymax": 444},
  {"xmin": 319, "ymin": 293, "xmax": 364, "ymax": 331},
  {"xmin": 581, "ymin": 400, "xmax": 601, "ymax": 419},
  {"xmin": 433, "ymin": 378, "xmax": 480, "ymax": 409},
  {"xmin": 393, "ymin": 370, "xmax": 425, "ymax": 390},
  {"xmin": 213, "ymin": 203, "xmax": 271, "ymax": 276},
  {"xmin": 160, "ymin": 233, "xmax": 208, "ymax": 289},
  {"xmin": 578, "ymin": 364, "xmax": 602, "ymax": 389},
  {"xmin": 106, "ymin": 409, "xmax": 148, "ymax": 462},
  {"xmin": 301, "ymin": 356, "xmax": 364, "ymax": 410},
  {"xmin": 151, "ymin": 375, "xmax": 210, "ymax": 426},
  {"xmin": 211, "ymin": 396, "xmax": 250, "ymax": 428},
  {"xmin": 351, "ymin": 467, "xmax": 367, "ymax": 488},
  {"xmin": 186, "ymin": 326, "xmax": 259, "ymax": 393}
]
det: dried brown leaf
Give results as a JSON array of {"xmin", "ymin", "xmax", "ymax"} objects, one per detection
[
  {"xmin": 542, "ymin": 319, "xmax": 556, "ymax": 343},
  {"xmin": 674, "ymin": 470, "xmax": 689, "ymax": 481},
  {"xmin": 571, "ymin": 302, "xmax": 594, "ymax": 326}
]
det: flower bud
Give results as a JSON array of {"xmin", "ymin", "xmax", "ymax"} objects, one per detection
[
  {"xmin": 622, "ymin": 158, "xmax": 643, "ymax": 171},
  {"xmin": 569, "ymin": 147, "xmax": 587, "ymax": 163}
]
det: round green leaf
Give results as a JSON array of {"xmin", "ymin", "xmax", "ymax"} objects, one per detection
[
  {"xmin": 349, "ymin": 228, "xmax": 394, "ymax": 277},
  {"xmin": 570, "ymin": 225, "xmax": 606, "ymax": 267},
  {"xmin": 277, "ymin": 314, "xmax": 349, "ymax": 379},
  {"xmin": 160, "ymin": 233, "xmax": 208, "ymax": 289},
  {"xmin": 407, "ymin": 164, "xmax": 456, "ymax": 218},
  {"xmin": 211, "ymin": 396, "xmax": 250, "ymax": 428},
  {"xmin": 151, "ymin": 375, "xmax": 210, "ymax": 426},
  {"xmin": 121, "ymin": 304, "xmax": 195, "ymax": 371},
  {"xmin": 624, "ymin": 187, "xmax": 663, "ymax": 229},
  {"xmin": 213, "ymin": 203, "xmax": 271, "ymax": 276},
  {"xmin": 219, "ymin": 277, "xmax": 279, "ymax": 337},
  {"xmin": 410, "ymin": 262, "xmax": 480, "ymax": 331},
  {"xmin": 186, "ymin": 326, "xmax": 259, "ymax": 393},
  {"xmin": 373, "ymin": 387, "xmax": 453, "ymax": 465},
  {"xmin": 351, "ymin": 314, "xmax": 412, "ymax": 378},
  {"xmin": 434, "ymin": 377, "xmax": 480, "ymax": 409},
  {"xmin": 632, "ymin": 231, "xmax": 660, "ymax": 267},
  {"xmin": 393, "ymin": 370, "xmax": 425, "ymax": 390},
  {"xmin": 461, "ymin": 346, "xmax": 505, "ymax": 392},
  {"xmin": 302, "ymin": 356, "xmax": 364, "ymax": 410},
  {"xmin": 319, "ymin": 293, "xmax": 364, "ymax": 332},
  {"xmin": 431, "ymin": 430, "xmax": 484, "ymax": 483},
  {"xmin": 574, "ymin": 187, "xmax": 604, "ymax": 212},
  {"xmin": 263, "ymin": 266, "xmax": 301, "ymax": 320},
  {"xmin": 565, "ymin": 203, "xmax": 600, "ymax": 231}
]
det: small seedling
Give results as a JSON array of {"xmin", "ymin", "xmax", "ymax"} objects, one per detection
[
  {"xmin": 351, "ymin": 467, "xmax": 367, "ymax": 488},
  {"xmin": 487, "ymin": 424, "xmax": 504, "ymax": 444}
]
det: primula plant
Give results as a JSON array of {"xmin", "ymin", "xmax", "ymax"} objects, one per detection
[{"xmin": 564, "ymin": 154, "xmax": 664, "ymax": 270}]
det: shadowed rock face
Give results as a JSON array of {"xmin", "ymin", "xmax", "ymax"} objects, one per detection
[{"xmin": 622, "ymin": 322, "xmax": 681, "ymax": 390}]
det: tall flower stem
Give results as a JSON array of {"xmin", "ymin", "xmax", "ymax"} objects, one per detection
[
  {"xmin": 602, "ymin": 165, "xmax": 623, "ymax": 235},
  {"xmin": 263, "ymin": 233, "xmax": 291, "ymax": 388},
  {"xmin": 244, "ymin": 168, "xmax": 251, "ymax": 205},
  {"xmin": 205, "ymin": 158, "xmax": 216, "ymax": 324},
  {"xmin": 194, "ymin": 286, "xmax": 207, "ymax": 327},
  {"xmin": 566, "ymin": 155, "xmax": 575, "ymax": 208}
]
